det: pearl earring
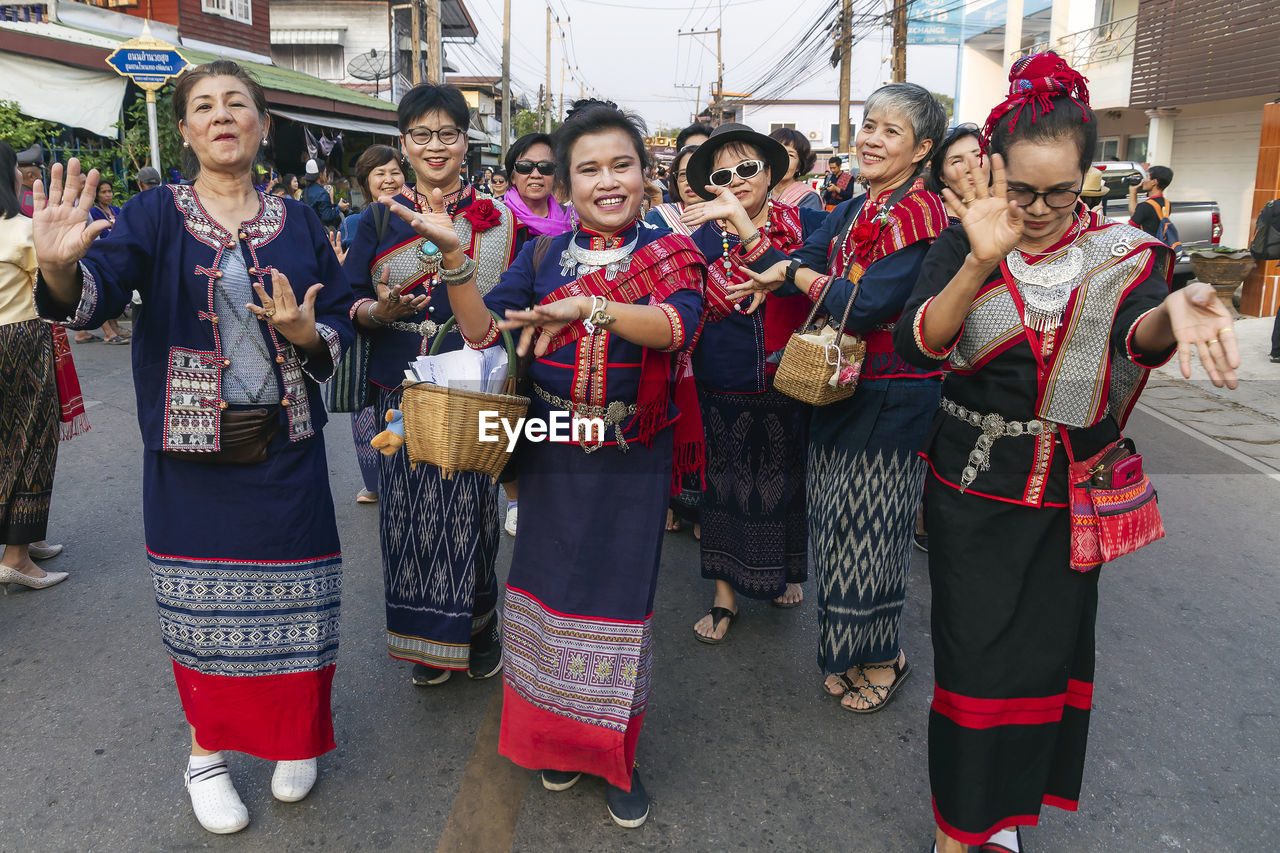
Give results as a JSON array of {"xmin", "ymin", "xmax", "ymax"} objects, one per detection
[
  {"xmin": 182, "ymin": 140, "xmax": 190, "ymax": 148},
  {"xmin": 262, "ymin": 136, "xmax": 269, "ymax": 144}
]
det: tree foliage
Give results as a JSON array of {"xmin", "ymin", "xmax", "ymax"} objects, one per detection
[
  {"xmin": 119, "ymin": 85, "xmax": 183, "ymax": 181},
  {"xmin": 513, "ymin": 109, "xmax": 559, "ymax": 138}
]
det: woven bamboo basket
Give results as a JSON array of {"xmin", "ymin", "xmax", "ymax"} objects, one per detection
[
  {"xmin": 401, "ymin": 314, "xmax": 529, "ymax": 479},
  {"xmin": 772, "ymin": 273, "xmax": 867, "ymax": 407}
]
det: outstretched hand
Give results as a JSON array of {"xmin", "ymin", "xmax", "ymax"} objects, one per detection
[
  {"xmin": 246, "ymin": 268, "xmax": 324, "ymax": 350},
  {"xmin": 723, "ymin": 259, "xmax": 789, "ymax": 315},
  {"xmin": 1166, "ymin": 282, "xmax": 1240, "ymax": 388},
  {"xmin": 496, "ymin": 297, "xmax": 590, "ymax": 357},
  {"xmin": 679, "ymin": 185, "xmax": 750, "ymax": 231},
  {"xmin": 379, "ymin": 188, "xmax": 462, "ymax": 254},
  {"xmin": 32, "ymin": 159, "xmax": 110, "ymax": 273},
  {"xmin": 940, "ymin": 153, "xmax": 1024, "ymax": 267}
]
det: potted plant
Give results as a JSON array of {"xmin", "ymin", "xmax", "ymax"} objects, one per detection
[{"xmin": 1189, "ymin": 247, "xmax": 1255, "ymax": 314}]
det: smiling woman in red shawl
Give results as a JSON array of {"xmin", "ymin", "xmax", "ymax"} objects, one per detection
[{"xmin": 384, "ymin": 100, "xmax": 704, "ymax": 830}]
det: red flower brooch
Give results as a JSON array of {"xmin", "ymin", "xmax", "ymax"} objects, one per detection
[
  {"xmin": 463, "ymin": 198, "xmax": 502, "ymax": 232},
  {"xmin": 851, "ymin": 216, "xmax": 883, "ymax": 258}
]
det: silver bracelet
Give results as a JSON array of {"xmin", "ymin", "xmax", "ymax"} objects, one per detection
[
  {"xmin": 440, "ymin": 255, "xmax": 479, "ymax": 286},
  {"xmin": 366, "ymin": 301, "xmax": 389, "ymax": 327}
]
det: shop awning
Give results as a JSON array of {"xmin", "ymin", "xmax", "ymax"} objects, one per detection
[
  {"xmin": 269, "ymin": 107, "xmax": 398, "ymax": 137},
  {"xmin": 0, "ymin": 49, "xmax": 126, "ymax": 137}
]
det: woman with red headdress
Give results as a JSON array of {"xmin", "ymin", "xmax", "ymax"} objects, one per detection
[{"xmin": 894, "ymin": 53, "xmax": 1239, "ymax": 852}]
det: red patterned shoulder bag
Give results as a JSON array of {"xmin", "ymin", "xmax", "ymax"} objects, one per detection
[{"xmin": 1059, "ymin": 428, "xmax": 1166, "ymax": 572}]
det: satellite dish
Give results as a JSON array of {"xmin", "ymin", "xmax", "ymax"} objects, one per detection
[{"xmin": 347, "ymin": 49, "xmax": 390, "ymax": 81}]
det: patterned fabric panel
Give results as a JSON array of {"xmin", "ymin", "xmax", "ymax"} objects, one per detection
[
  {"xmin": 503, "ymin": 585, "xmax": 652, "ymax": 733},
  {"xmin": 150, "ymin": 551, "xmax": 342, "ymax": 677},
  {"xmin": 162, "ymin": 347, "xmax": 221, "ymax": 452}
]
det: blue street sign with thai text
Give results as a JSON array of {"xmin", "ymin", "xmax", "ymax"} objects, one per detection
[{"xmin": 106, "ymin": 48, "xmax": 189, "ymax": 84}]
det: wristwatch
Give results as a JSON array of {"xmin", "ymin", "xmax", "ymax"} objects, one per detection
[{"xmin": 784, "ymin": 258, "xmax": 803, "ymax": 286}]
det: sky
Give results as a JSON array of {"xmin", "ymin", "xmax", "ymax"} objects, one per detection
[{"xmin": 447, "ymin": 0, "xmax": 961, "ymax": 132}]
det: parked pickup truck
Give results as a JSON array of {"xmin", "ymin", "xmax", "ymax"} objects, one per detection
[{"xmin": 1091, "ymin": 161, "xmax": 1223, "ymax": 283}]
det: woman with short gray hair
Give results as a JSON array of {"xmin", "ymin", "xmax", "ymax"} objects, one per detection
[{"xmin": 729, "ymin": 82, "xmax": 948, "ymax": 713}]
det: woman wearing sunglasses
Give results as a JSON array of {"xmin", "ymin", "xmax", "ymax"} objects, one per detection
[
  {"xmin": 677, "ymin": 123, "xmax": 828, "ymax": 641},
  {"xmin": 728, "ymin": 84, "xmax": 949, "ymax": 713},
  {"xmin": 503, "ymin": 133, "xmax": 571, "ymax": 237},
  {"xmin": 342, "ymin": 84, "xmax": 527, "ymax": 691}
]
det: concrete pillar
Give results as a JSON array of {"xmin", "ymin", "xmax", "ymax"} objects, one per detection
[
  {"xmin": 1049, "ymin": 0, "xmax": 1071, "ymax": 47},
  {"xmin": 1003, "ymin": 0, "xmax": 1024, "ymax": 72},
  {"xmin": 1144, "ymin": 108, "xmax": 1179, "ymax": 167},
  {"xmin": 1242, "ymin": 101, "xmax": 1280, "ymax": 318}
]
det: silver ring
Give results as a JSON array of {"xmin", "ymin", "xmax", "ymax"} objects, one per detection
[{"xmin": 388, "ymin": 295, "xmax": 400, "ymax": 304}]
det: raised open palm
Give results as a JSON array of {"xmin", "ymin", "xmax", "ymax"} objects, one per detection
[
  {"xmin": 32, "ymin": 160, "xmax": 110, "ymax": 270},
  {"xmin": 380, "ymin": 187, "xmax": 462, "ymax": 254},
  {"xmin": 940, "ymin": 153, "xmax": 1025, "ymax": 266}
]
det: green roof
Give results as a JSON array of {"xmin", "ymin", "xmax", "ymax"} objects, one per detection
[{"xmin": 177, "ymin": 46, "xmax": 395, "ymax": 114}]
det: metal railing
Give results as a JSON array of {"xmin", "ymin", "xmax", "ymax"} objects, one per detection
[{"xmin": 1011, "ymin": 14, "xmax": 1138, "ymax": 68}]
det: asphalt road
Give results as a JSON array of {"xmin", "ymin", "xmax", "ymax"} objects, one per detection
[{"xmin": 1, "ymin": 335, "xmax": 1277, "ymax": 853}]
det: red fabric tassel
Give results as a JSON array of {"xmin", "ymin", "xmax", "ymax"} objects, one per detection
[{"xmin": 50, "ymin": 325, "xmax": 90, "ymax": 441}]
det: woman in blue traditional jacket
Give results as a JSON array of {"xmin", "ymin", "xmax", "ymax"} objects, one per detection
[
  {"xmin": 32, "ymin": 61, "xmax": 354, "ymax": 835},
  {"xmin": 342, "ymin": 84, "xmax": 526, "ymax": 688},
  {"xmin": 728, "ymin": 83, "xmax": 949, "ymax": 714},
  {"xmin": 677, "ymin": 123, "xmax": 827, "ymax": 642},
  {"xmin": 385, "ymin": 102, "xmax": 705, "ymax": 828}
]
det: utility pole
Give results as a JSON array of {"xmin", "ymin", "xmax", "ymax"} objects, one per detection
[
  {"xmin": 677, "ymin": 28, "xmax": 722, "ymax": 124},
  {"xmin": 410, "ymin": 0, "xmax": 421, "ymax": 85},
  {"xmin": 891, "ymin": 0, "xmax": 909, "ymax": 83},
  {"xmin": 837, "ymin": 0, "xmax": 852, "ymax": 152},
  {"xmin": 544, "ymin": 7, "xmax": 553, "ymax": 132},
  {"xmin": 425, "ymin": 0, "xmax": 441, "ymax": 85},
  {"xmin": 675, "ymin": 83, "xmax": 701, "ymax": 124},
  {"xmin": 501, "ymin": 0, "xmax": 511, "ymax": 162},
  {"xmin": 559, "ymin": 54, "xmax": 567, "ymax": 119}
]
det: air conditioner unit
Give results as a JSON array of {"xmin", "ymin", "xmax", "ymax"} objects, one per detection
[{"xmin": 808, "ymin": 130, "xmax": 819, "ymax": 140}]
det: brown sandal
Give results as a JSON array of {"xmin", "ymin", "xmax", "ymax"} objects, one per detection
[{"xmin": 841, "ymin": 656, "xmax": 911, "ymax": 714}]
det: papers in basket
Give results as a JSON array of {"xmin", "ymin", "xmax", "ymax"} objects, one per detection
[
  {"xmin": 404, "ymin": 346, "xmax": 510, "ymax": 394},
  {"xmin": 795, "ymin": 324, "xmax": 862, "ymax": 388}
]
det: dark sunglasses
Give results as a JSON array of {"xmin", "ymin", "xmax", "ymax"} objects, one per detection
[
  {"xmin": 513, "ymin": 160, "xmax": 555, "ymax": 176},
  {"xmin": 709, "ymin": 159, "xmax": 764, "ymax": 186},
  {"xmin": 1006, "ymin": 187, "xmax": 1083, "ymax": 209}
]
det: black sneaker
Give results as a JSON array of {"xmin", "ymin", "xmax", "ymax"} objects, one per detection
[
  {"xmin": 411, "ymin": 663, "xmax": 451, "ymax": 686},
  {"xmin": 605, "ymin": 768, "xmax": 649, "ymax": 828},
  {"xmin": 540, "ymin": 769, "xmax": 582, "ymax": 791},
  {"xmin": 468, "ymin": 621, "xmax": 503, "ymax": 679},
  {"xmin": 913, "ymin": 532, "xmax": 929, "ymax": 554}
]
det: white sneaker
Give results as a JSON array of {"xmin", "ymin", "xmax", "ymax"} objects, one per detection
[
  {"xmin": 504, "ymin": 503, "xmax": 518, "ymax": 536},
  {"xmin": 271, "ymin": 758, "xmax": 318, "ymax": 802},
  {"xmin": 185, "ymin": 755, "xmax": 249, "ymax": 834}
]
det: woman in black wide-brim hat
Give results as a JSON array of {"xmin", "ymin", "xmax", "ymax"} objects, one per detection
[{"xmin": 678, "ymin": 123, "xmax": 829, "ymax": 643}]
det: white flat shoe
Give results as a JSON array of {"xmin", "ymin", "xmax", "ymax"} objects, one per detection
[
  {"xmin": 272, "ymin": 758, "xmax": 317, "ymax": 802},
  {"xmin": 185, "ymin": 758, "xmax": 249, "ymax": 834}
]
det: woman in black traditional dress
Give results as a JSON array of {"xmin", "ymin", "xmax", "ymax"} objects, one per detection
[{"xmin": 893, "ymin": 53, "xmax": 1239, "ymax": 853}]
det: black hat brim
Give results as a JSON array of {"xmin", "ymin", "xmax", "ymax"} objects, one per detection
[{"xmin": 684, "ymin": 128, "xmax": 790, "ymax": 202}]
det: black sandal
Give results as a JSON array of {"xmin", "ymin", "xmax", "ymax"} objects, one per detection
[
  {"xmin": 823, "ymin": 671, "xmax": 858, "ymax": 697},
  {"xmin": 694, "ymin": 606, "xmax": 737, "ymax": 645},
  {"xmin": 841, "ymin": 655, "xmax": 911, "ymax": 714}
]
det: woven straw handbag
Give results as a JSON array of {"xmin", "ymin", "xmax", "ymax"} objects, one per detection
[{"xmin": 773, "ymin": 273, "xmax": 866, "ymax": 406}]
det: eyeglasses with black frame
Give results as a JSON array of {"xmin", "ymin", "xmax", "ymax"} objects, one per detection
[
  {"xmin": 405, "ymin": 126, "xmax": 463, "ymax": 146},
  {"xmin": 1006, "ymin": 186, "xmax": 1083, "ymax": 209},
  {"xmin": 708, "ymin": 159, "xmax": 765, "ymax": 186},
  {"xmin": 513, "ymin": 160, "xmax": 555, "ymax": 176}
]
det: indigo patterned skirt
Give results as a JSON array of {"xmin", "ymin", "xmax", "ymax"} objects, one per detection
[
  {"xmin": 699, "ymin": 385, "xmax": 808, "ymax": 599},
  {"xmin": 809, "ymin": 377, "xmax": 939, "ymax": 673},
  {"xmin": 926, "ymin": 470, "xmax": 1097, "ymax": 844},
  {"xmin": 499, "ymin": 431, "xmax": 672, "ymax": 791},
  {"xmin": 0, "ymin": 319, "xmax": 58, "ymax": 545},
  {"xmin": 377, "ymin": 387, "xmax": 501, "ymax": 670},
  {"xmin": 351, "ymin": 406, "xmax": 380, "ymax": 493},
  {"xmin": 144, "ymin": 424, "xmax": 342, "ymax": 760}
]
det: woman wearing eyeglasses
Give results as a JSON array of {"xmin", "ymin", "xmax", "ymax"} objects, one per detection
[
  {"xmin": 343, "ymin": 84, "xmax": 527, "ymax": 690},
  {"xmin": 503, "ymin": 133, "xmax": 571, "ymax": 237},
  {"xmin": 894, "ymin": 53, "xmax": 1237, "ymax": 853},
  {"xmin": 728, "ymin": 84, "xmax": 949, "ymax": 713},
  {"xmin": 643, "ymin": 145, "xmax": 701, "ymax": 236},
  {"xmin": 674, "ymin": 123, "xmax": 827, "ymax": 641}
]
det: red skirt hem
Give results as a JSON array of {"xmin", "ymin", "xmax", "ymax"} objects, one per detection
[
  {"xmin": 175, "ymin": 660, "xmax": 337, "ymax": 760},
  {"xmin": 931, "ymin": 793, "xmax": 1079, "ymax": 845},
  {"xmin": 498, "ymin": 683, "xmax": 642, "ymax": 790}
]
